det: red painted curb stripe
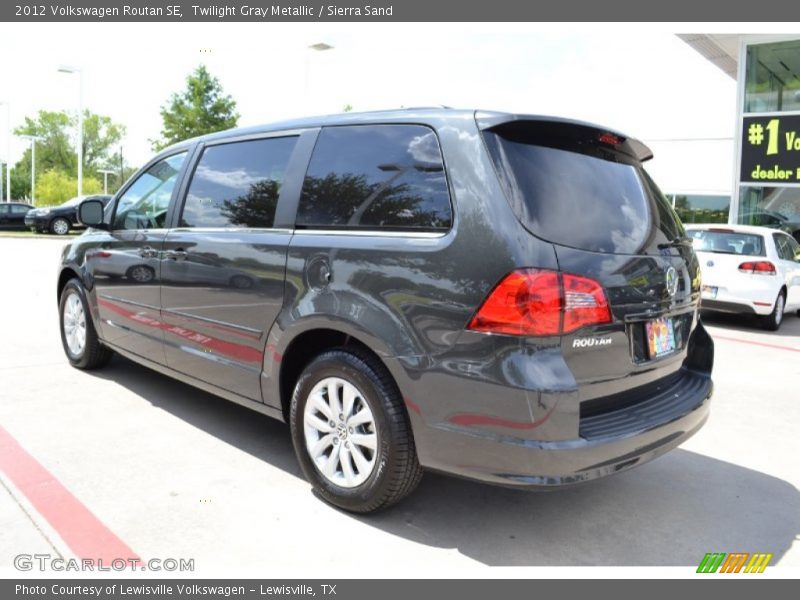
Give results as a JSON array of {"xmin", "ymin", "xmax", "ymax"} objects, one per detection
[
  {"xmin": 713, "ymin": 334, "xmax": 800, "ymax": 353},
  {"xmin": 0, "ymin": 425, "xmax": 139, "ymax": 562}
]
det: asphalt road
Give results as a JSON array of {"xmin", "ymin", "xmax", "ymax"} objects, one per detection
[{"xmin": 1, "ymin": 236, "xmax": 798, "ymax": 574}]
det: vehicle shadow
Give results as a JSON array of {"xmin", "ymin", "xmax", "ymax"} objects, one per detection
[
  {"xmin": 90, "ymin": 357, "xmax": 800, "ymax": 567},
  {"xmin": 701, "ymin": 311, "xmax": 800, "ymax": 338}
]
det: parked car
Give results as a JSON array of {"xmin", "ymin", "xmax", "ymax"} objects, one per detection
[
  {"xmin": 687, "ymin": 224, "xmax": 800, "ymax": 330},
  {"xmin": 57, "ymin": 109, "xmax": 714, "ymax": 513},
  {"xmin": 0, "ymin": 202, "xmax": 34, "ymax": 230},
  {"xmin": 739, "ymin": 209, "xmax": 800, "ymax": 242},
  {"xmin": 26, "ymin": 194, "xmax": 112, "ymax": 235}
]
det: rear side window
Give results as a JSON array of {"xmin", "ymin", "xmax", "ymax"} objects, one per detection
[
  {"xmin": 296, "ymin": 125, "xmax": 452, "ymax": 231},
  {"xmin": 10, "ymin": 204, "xmax": 30, "ymax": 214},
  {"xmin": 687, "ymin": 230, "xmax": 766, "ymax": 256},
  {"xmin": 483, "ymin": 123, "xmax": 684, "ymax": 254},
  {"xmin": 773, "ymin": 233, "xmax": 799, "ymax": 261},
  {"xmin": 181, "ymin": 136, "xmax": 298, "ymax": 229}
]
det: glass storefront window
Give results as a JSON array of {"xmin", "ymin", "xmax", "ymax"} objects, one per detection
[
  {"xmin": 669, "ymin": 194, "xmax": 730, "ymax": 224},
  {"xmin": 738, "ymin": 185, "xmax": 800, "ymax": 242},
  {"xmin": 745, "ymin": 40, "xmax": 800, "ymax": 113}
]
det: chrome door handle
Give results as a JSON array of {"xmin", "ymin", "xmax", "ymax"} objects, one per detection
[
  {"xmin": 138, "ymin": 246, "xmax": 158, "ymax": 259},
  {"xmin": 165, "ymin": 249, "xmax": 188, "ymax": 261}
]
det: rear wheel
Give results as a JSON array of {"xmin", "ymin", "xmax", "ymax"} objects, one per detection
[
  {"xmin": 59, "ymin": 279, "xmax": 113, "ymax": 369},
  {"xmin": 50, "ymin": 217, "xmax": 70, "ymax": 235},
  {"xmin": 289, "ymin": 348, "xmax": 422, "ymax": 513},
  {"xmin": 761, "ymin": 291, "xmax": 786, "ymax": 331}
]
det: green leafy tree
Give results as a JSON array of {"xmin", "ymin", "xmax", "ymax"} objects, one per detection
[
  {"xmin": 153, "ymin": 65, "xmax": 239, "ymax": 151},
  {"xmin": 35, "ymin": 169, "xmax": 102, "ymax": 206},
  {"xmin": 12, "ymin": 110, "xmax": 126, "ymax": 199}
]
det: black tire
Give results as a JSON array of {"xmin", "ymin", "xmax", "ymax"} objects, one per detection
[
  {"xmin": 59, "ymin": 278, "xmax": 113, "ymax": 369},
  {"xmin": 229, "ymin": 274, "xmax": 254, "ymax": 289},
  {"xmin": 50, "ymin": 217, "xmax": 71, "ymax": 235},
  {"xmin": 125, "ymin": 264, "xmax": 155, "ymax": 284},
  {"xmin": 290, "ymin": 348, "xmax": 423, "ymax": 513},
  {"xmin": 761, "ymin": 290, "xmax": 786, "ymax": 331}
]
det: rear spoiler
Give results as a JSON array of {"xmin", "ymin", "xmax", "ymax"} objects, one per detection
[{"xmin": 475, "ymin": 111, "xmax": 654, "ymax": 163}]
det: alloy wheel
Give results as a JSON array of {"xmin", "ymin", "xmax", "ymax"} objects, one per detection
[
  {"xmin": 63, "ymin": 293, "xmax": 87, "ymax": 357},
  {"xmin": 303, "ymin": 377, "xmax": 378, "ymax": 488}
]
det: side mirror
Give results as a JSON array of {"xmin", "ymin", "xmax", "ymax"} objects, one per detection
[{"xmin": 78, "ymin": 199, "xmax": 109, "ymax": 230}]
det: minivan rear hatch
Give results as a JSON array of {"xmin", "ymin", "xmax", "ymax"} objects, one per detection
[{"xmin": 478, "ymin": 113, "xmax": 704, "ymax": 403}]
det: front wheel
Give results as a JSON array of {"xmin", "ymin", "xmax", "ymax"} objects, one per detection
[
  {"xmin": 290, "ymin": 348, "xmax": 422, "ymax": 513},
  {"xmin": 50, "ymin": 217, "xmax": 71, "ymax": 235},
  {"xmin": 761, "ymin": 291, "xmax": 786, "ymax": 331},
  {"xmin": 59, "ymin": 279, "xmax": 113, "ymax": 369}
]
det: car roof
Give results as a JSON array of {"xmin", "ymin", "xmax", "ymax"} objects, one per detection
[
  {"xmin": 684, "ymin": 223, "xmax": 790, "ymax": 235},
  {"xmin": 160, "ymin": 107, "xmax": 652, "ymax": 160}
]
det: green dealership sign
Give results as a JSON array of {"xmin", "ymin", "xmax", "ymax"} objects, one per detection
[{"xmin": 741, "ymin": 113, "xmax": 800, "ymax": 184}]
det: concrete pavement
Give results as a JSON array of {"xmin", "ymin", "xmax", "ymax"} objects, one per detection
[{"xmin": 1, "ymin": 236, "xmax": 798, "ymax": 574}]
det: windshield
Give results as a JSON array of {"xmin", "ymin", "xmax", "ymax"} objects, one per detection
[
  {"xmin": 483, "ymin": 124, "xmax": 684, "ymax": 254},
  {"xmin": 686, "ymin": 229, "xmax": 766, "ymax": 256}
]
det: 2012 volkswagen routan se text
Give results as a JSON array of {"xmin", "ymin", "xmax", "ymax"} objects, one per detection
[{"xmin": 58, "ymin": 108, "xmax": 714, "ymax": 513}]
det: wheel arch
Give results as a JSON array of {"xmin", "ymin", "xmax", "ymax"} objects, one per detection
[{"xmin": 273, "ymin": 325, "xmax": 402, "ymax": 423}]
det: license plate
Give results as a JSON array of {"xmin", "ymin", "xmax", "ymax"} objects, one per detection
[
  {"xmin": 702, "ymin": 285, "xmax": 718, "ymax": 299},
  {"xmin": 646, "ymin": 317, "xmax": 676, "ymax": 359}
]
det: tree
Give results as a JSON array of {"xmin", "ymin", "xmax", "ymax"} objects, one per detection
[
  {"xmin": 152, "ymin": 65, "xmax": 239, "ymax": 151},
  {"xmin": 36, "ymin": 169, "xmax": 102, "ymax": 206},
  {"xmin": 12, "ymin": 110, "xmax": 126, "ymax": 199}
]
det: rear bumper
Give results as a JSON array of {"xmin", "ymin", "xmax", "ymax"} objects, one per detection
[
  {"xmin": 416, "ymin": 369, "xmax": 712, "ymax": 487},
  {"xmin": 399, "ymin": 321, "xmax": 714, "ymax": 488},
  {"xmin": 700, "ymin": 299, "xmax": 758, "ymax": 315},
  {"xmin": 701, "ymin": 278, "xmax": 780, "ymax": 316}
]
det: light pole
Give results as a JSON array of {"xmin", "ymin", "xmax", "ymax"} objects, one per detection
[
  {"xmin": 18, "ymin": 134, "xmax": 43, "ymax": 204},
  {"xmin": 57, "ymin": 65, "xmax": 83, "ymax": 197},
  {"xmin": 98, "ymin": 169, "xmax": 116, "ymax": 194},
  {"xmin": 0, "ymin": 101, "xmax": 9, "ymax": 202},
  {"xmin": 304, "ymin": 42, "xmax": 334, "ymax": 112}
]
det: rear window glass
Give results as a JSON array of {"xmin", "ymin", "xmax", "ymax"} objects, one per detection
[
  {"xmin": 297, "ymin": 125, "xmax": 452, "ymax": 231},
  {"xmin": 483, "ymin": 124, "xmax": 683, "ymax": 254},
  {"xmin": 686, "ymin": 230, "xmax": 766, "ymax": 256}
]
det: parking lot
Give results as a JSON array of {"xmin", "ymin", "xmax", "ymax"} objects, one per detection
[{"xmin": 1, "ymin": 235, "xmax": 798, "ymax": 574}]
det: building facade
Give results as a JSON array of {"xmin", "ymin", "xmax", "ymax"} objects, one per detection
[{"xmin": 683, "ymin": 34, "xmax": 800, "ymax": 241}]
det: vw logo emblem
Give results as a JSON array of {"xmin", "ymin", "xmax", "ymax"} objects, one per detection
[
  {"xmin": 707, "ymin": 260, "xmax": 715, "ymax": 267},
  {"xmin": 665, "ymin": 266, "xmax": 679, "ymax": 297}
]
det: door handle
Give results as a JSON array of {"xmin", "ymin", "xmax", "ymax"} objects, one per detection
[
  {"xmin": 138, "ymin": 246, "xmax": 158, "ymax": 259},
  {"xmin": 165, "ymin": 249, "xmax": 188, "ymax": 261}
]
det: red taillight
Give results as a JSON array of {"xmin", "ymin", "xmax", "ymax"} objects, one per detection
[
  {"xmin": 598, "ymin": 132, "xmax": 621, "ymax": 146},
  {"xmin": 468, "ymin": 269, "xmax": 611, "ymax": 337},
  {"xmin": 738, "ymin": 261, "xmax": 776, "ymax": 275}
]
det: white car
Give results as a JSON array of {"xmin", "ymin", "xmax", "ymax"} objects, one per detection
[{"xmin": 686, "ymin": 224, "xmax": 800, "ymax": 330}]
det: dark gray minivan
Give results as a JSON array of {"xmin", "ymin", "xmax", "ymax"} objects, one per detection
[{"xmin": 59, "ymin": 109, "xmax": 714, "ymax": 513}]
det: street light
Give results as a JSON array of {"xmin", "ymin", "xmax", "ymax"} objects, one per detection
[
  {"xmin": 98, "ymin": 169, "xmax": 116, "ymax": 194},
  {"xmin": 304, "ymin": 42, "xmax": 334, "ymax": 112},
  {"xmin": 57, "ymin": 65, "xmax": 83, "ymax": 197},
  {"xmin": 18, "ymin": 134, "xmax": 43, "ymax": 204},
  {"xmin": 0, "ymin": 100, "xmax": 9, "ymax": 202}
]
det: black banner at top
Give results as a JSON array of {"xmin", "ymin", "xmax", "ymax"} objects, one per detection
[{"xmin": 2, "ymin": 0, "xmax": 800, "ymax": 21}]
